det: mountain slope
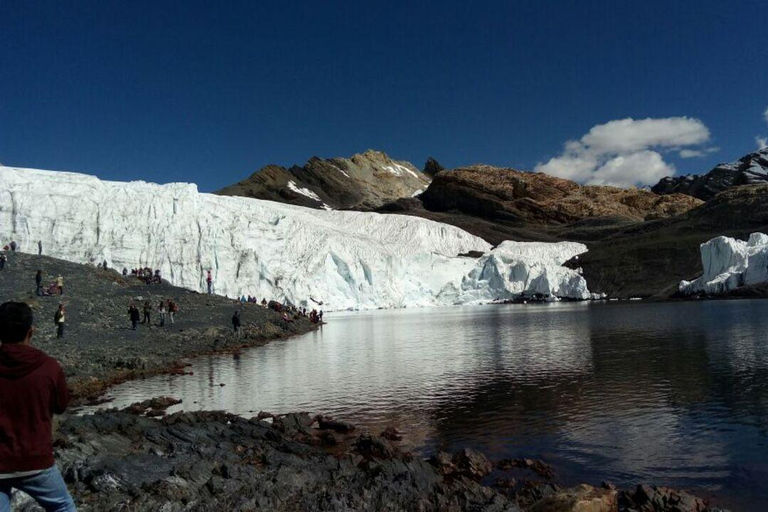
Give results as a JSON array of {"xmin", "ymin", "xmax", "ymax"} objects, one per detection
[
  {"xmin": 573, "ymin": 184, "xmax": 768, "ymax": 298},
  {"xmin": 420, "ymin": 165, "xmax": 702, "ymax": 224},
  {"xmin": 217, "ymin": 150, "xmax": 430, "ymax": 210},
  {"xmin": 652, "ymin": 148, "xmax": 768, "ymax": 200}
]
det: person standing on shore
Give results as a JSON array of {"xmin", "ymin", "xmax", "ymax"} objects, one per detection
[
  {"xmin": 9, "ymin": 241, "xmax": 16, "ymax": 252},
  {"xmin": 53, "ymin": 304, "xmax": 65, "ymax": 339},
  {"xmin": 56, "ymin": 275, "xmax": 64, "ymax": 296},
  {"xmin": 142, "ymin": 301, "xmax": 151, "ymax": 325},
  {"xmin": 167, "ymin": 299, "xmax": 177, "ymax": 325},
  {"xmin": 206, "ymin": 270, "xmax": 213, "ymax": 295},
  {"xmin": 35, "ymin": 270, "xmax": 43, "ymax": 296},
  {"xmin": 0, "ymin": 301, "xmax": 76, "ymax": 511},
  {"xmin": 158, "ymin": 301, "xmax": 166, "ymax": 327},
  {"xmin": 232, "ymin": 310, "xmax": 241, "ymax": 338},
  {"xmin": 38, "ymin": 240, "xmax": 42, "ymax": 255},
  {"xmin": 129, "ymin": 303, "xmax": 140, "ymax": 330}
]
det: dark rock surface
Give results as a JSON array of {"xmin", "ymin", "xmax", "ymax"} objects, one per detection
[
  {"xmin": 652, "ymin": 148, "xmax": 768, "ymax": 201},
  {"xmin": 423, "ymin": 157, "xmax": 445, "ymax": 177},
  {"xmin": 217, "ymin": 150, "xmax": 430, "ymax": 210},
  {"xmin": 12, "ymin": 409, "xmax": 523, "ymax": 511},
  {"xmin": 0, "ymin": 252, "xmax": 315, "ymax": 402},
  {"xmin": 9, "ymin": 407, "xmax": 729, "ymax": 511}
]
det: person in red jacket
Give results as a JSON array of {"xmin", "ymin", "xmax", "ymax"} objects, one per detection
[{"xmin": 0, "ymin": 301, "xmax": 76, "ymax": 511}]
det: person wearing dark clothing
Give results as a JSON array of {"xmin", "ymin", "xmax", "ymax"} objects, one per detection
[
  {"xmin": 129, "ymin": 304, "xmax": 140, "ymax": 330},
  {"xmin": 35, "ymin": 270, "xmax": 43, "ymax": 296},
  {"xmin": 167, "ymin": 300, "xmax": 177, "ymax": 325},
  {"xmin": 122, "ymin": 268, "xmax": 128, "ymax": 277},
  {"xmin": 38, "ymin": 240, "xmax": 42, "ymax": 255},
  {"xmin": 9, "ymin": 241, "xmax": 16, "ymax": 252},
  {"xmin": 53, "ymin": 305, "xmax": 65, "ymax": 339},
  {"xmin": 206, "ymin": 270, "xmax": 213, "ymax": 295},
  {"xmin": 158, "ymin": 301, "xmax": 166, "ymax": 327},
  {"xmin": 319, "ymin": 310, "xmax": 324, "ymax": 322},
  {"xmin": 142, "ymin": 301, "xmax": 151, "ymax": 325},
  {"xmin": 232, "ymin": 310, "xmax": 241, "ymax": 338},
  {"xmin": 0, "ymin": 254, "xmax": 6, "ymax": 271},
  {"xmin": 0, "ymin": 301, "xmax": 76, "ymax": 511}
]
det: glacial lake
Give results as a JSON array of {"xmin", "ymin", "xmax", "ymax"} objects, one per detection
[{"xmin": 89, "ymin": 300, "xmax": 768, "ymax": 510}]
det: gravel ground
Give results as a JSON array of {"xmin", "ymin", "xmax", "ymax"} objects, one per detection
[{"xmin": 0, "ymin": 251, "xmax": 316, "ymax": 402}]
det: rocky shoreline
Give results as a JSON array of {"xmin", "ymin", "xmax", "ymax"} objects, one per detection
[
  {"xmin": 12, "ymin": 401, "xmax": 730, "ymax": 511},
  {"xmin": 0, "ymin": 252, "xmax": 317, "ymax": 404}
]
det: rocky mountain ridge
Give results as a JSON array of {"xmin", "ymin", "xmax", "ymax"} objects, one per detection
[
  {"xmin": 418, "ymin": 165, "xmax": 702, "ymax": 225},
  {"xmin": 652, "ymin": 147, "xmax": 768, "ymax": 200},
  {"xmin": 217, "ymin": 150, "xmax": 431, "ymax": 210}
]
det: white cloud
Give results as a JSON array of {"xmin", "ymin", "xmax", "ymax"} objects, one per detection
[
  {"xmin": 535, "ymin": 117, "xmax": 711, "ymax": 188},
  {"xmin": 757, "ymin": 136, "xmax": 768, "ymax": 150},
  {"xmin": 679, "ymin": 146, "xmax": 720, "ymax": 159}
]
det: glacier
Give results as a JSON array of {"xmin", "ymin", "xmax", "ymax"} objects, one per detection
[
  {"xmin": 680, "ymin": 233, "xmax": 768, "ymax": 295},
  {"xmin": 0, "ymin": 166, "xmax": 594, "ymax": 310}
]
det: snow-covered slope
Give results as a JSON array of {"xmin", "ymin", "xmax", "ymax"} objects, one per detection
[
  {"xmin": 680, "ymin": 233, "xmax": 768, "ymax": 295},
  {"xmin": 0, "ymin": 166, "xmax": 593, "ymax": 310}
]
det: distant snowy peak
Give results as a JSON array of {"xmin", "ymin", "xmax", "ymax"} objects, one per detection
[
  {"xmin": 218, "ymin": 150, "xmax": 431, "ymax": 211},
  {"xmin": 652, "ymin": 148, "xmax": 768, "ymax": 201},
  {"xmin": 0, "ymin": 165, "xmax": 596, "ymax": 310}
]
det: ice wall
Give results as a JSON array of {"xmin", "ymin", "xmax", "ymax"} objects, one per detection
[
  {"xmin": 680, "ymin": 233, "xmax": 768, "ymax": 295},
  {"xmin": 0, "ymin": 166, "xmax": 594, "ymax": 310}
]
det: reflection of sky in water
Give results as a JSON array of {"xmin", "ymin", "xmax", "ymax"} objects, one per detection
[{"xmin": 88, "ymin": 301, "xmax": 768, "ymax": 510}]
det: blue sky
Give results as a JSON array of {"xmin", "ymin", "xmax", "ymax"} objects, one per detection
[{"xmin": 1, "ymin": 0, "xmax": 767, "ymax": 191}]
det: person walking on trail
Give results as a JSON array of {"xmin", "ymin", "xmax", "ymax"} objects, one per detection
[
  {"xmin": 129, "ymin": 303, "xmax": 140, "ymax": 331},
  {"xmin": 0, "ymin": 253, "xmax": 6, "ymax": 271},
  {"xmin": 53, "ymin": 304, "xmax": 66, "ymax": 339},
  {"xmin": 206, "ymin": 270, "xmax": 213, "ymax": 295},
  {"xmin": 35, "ymin": 270, "xmax": 43, "ymax": 296},
  {"xmin": 167, "ymin": 299, "xmax": 177, "ymax": 325},
  {"xmin": 142, "ymin": 301, "xmax": 151, "ymax": 325},
  {"xmin": 56, "ymin": 275, "xmax": 64, "ymax": 296},
  {"xmin": 0, "ymin": 301, "xmax": 76, "ymax": 511},
  {"xmin": 232, "ymin": 310, "xmax": 241, "ymax": 338},
  {"xmin": 158, "ymin": 301, "xmax": 166, "ymax": 327}
]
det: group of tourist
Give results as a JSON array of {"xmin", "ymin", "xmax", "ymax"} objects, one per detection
[
  {"xmin": 124, "ymin": 266, "xmax": 163, "ymax": 285},
  {"xmin": 128, "ymin": 299, "xmax": 178, "ymax": 330},
  {"xmin": 35, "ymin": 270, "xmax": 65, "ymax": 297},
  {"xmin": 239, "ymin": 295, "xmax": 268, "ymax": 305}
]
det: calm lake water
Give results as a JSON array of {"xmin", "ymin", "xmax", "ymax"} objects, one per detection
[{"xmin": 90, "ymin": 300, "xmax": 768, "ymax": 510}]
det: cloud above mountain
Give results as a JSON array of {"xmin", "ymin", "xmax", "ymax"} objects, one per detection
[
  {"xmin": 535, "ymin": 117, "xmax": 712, "ymax": 187},
  {"xmin": 757, "ymin": 107, "xmax": 768, "ymax": 150}
]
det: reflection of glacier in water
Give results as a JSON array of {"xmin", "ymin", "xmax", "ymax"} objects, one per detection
[{"xmin": 91, "ymin": 300, "xmax": 768, "ymax": 510}]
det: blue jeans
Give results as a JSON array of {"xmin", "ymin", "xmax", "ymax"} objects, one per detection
[{"xmin": 0, "ymin": 465, "xmax": 76, "ymax": 511}]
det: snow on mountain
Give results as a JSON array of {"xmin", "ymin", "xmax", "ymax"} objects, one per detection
[
  {"xmin": 680, "ymin": 233, "xmax": 768, "ymax": 295},
  {"xmin": 0, "ymin": 166, "xmax": 594, "ymax": 310}
]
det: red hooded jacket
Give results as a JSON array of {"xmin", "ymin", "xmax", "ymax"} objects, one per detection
[{"xmin": 0, "ymin": 343, "xmax": 69, "ymax": 472}]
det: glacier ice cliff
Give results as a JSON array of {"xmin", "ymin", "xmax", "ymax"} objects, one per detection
[
  {"xmin": 680, "ymin": 233, "xmax": 768, "ymax": 295},
  {"xmin": 0, "ymin": 166, "xmax": 593, "ymax": 310}
]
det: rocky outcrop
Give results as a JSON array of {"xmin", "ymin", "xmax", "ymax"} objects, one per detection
[
  {"xmin": 420, "ymin": 165, "xmax": 702, "ymax": 225},
  {"xmin": 652, "ymin": 148, "xmax": 768, "ymax": 201},
  {"xmin": 217, "ymin": 150, "xmax": 430, "ymax": 210},
  {"xmin": 9, "ymin": 407, "xmax": 728, "ymax": 512},
  {"xmin": 423, "ymin": 157, "xmax": 445, "ymax": 177},
  {"xmin": 11, "ymin": 410, "xmax": 522, "ymax": 512}
]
